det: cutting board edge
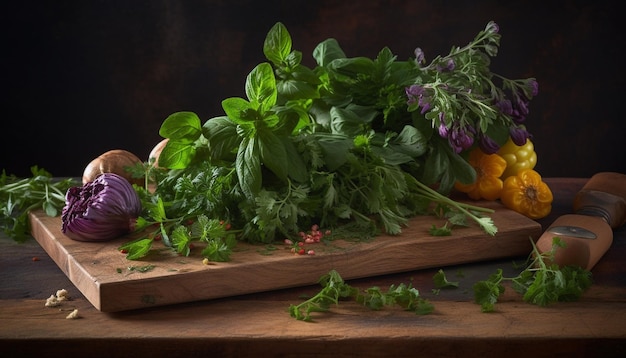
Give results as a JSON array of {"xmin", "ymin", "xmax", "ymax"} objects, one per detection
[{"xmin": 28, "ymin": 207, "xmax": 542, "ymax": 313}]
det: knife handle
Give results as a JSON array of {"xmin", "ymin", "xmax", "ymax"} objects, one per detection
[
  {"xmin": 535, "ymin": 172, "xmax": 626, "ymax": 270},
  {"xmin": 535, "ymin": 214, "xmax": 612, "ymax": 270},
  {"xmin": 573, "ymin": 172, "xmax": 626, "ymax": 229}
]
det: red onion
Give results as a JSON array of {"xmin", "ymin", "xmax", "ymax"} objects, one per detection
[{"xmin": 61, "ymin": 173, "xmax": 141, "ymax": 242}]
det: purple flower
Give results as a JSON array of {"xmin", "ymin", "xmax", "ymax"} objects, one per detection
[
  {"xmin": 486, "ymin": 22, "xmax": 499, "ymax": 34},
  {"xmin": 448, "ymin": 124, "xmax": 475, "ymax": 153},
  {"xmin": 405, "ymin": 84, "xmax": 425, "ymax": 105},
  {"xmin": 405, "ymin": 84, "xmax": 432, "ymax": 114},
  {"xmin": 478, "ymin": 134, "xmax": 500, "ymax": 154},
  {"xmin": 510, "ymin": 126, "xmax": 531, "ymax": 146},
  {"xmin": 414, "ymin": 47, "xmax": 425, "ymax": 65},
  {"xmin": 437, "ymin": 113, "xmax": 448, "ymax": 138},
  {"xmin": 511, "ymin": 96, "xmax": 530, "ymax": 124},
  {"xmin": 496, "ymin": 99, "xmax": 513, "ymax": 116},
  {"xmin": 61, "ymin": 173, "xmax": 142, "ymax": 242},
  {"xmin": 436, "ymin": 58, "xmax": 455, "ymax": 72}
]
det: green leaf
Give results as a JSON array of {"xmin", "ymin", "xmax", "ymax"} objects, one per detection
[
  {"xmin": 157, "ymin": 140, "xmax": 196, "ymax": 170},
  {"xmin": 280, "ymin": 136, "xmax": 309, "ymax": 183},
  {"xmin": 159, "ymin": 111, "xmax": 202, "ymax": 143},
  {"xmin": 290, "ymin": 63, "xmax": 321, "ymax": 83},
  {"xmin": 236, "ymin": 136, "xmax": 262, "ymax": 198},
  {"xmin": 118, "ymin": 238, "xmax": 154, "ymax": 260},
  {"xmin": 473, "ymin": 238, "xmax": 593, "ymax": 312},
  {"xmin": 422, "ymin": 138, "xmax": 475, "ymax": 193},
  {"xmin": 202, "ymin": 235, "xmax": 237, "ymax": 262},
  {"xmin": 171, "ymin": 225, "xmax": 192, "ymax": 256},
  {"xmin": 484, "ymin": 122, "xmax": 511, "ymax": 147},
  {"xmin": 327, "ymin": 56, "xmax": 375, "ymax": 82},
  {"xmin": 283, "ymin": 50, "xmax": 303, "ymax": 69},
  {"xmin": 277, "ymin": 79, "xmax": 319, "ymax": 101},
  {"xmin": 257, "ymin": 124, "xmax": 289, "ymax": 181},
  {"xmin": 475, "ymin": 216, "xmax": 498, "ymax": 236},
  {"xmin": 429, "ymin": 223, "xmax": 452, "ymax": 236},
  {"xmin": 202, "ymin": 116, "xmax": 241, "ymax": 162},
  {"xmin": 222, "ymin": 97, "xmax": 257, "ymax": 126},
  {"xmin": 329, "ymin": 105, "xmax": 377, "ymax": 136},
  {"xmin": 263, "ymin": 22, "xmax": 292, "ymax": 66},
  {"xmin": 390, "ymin": 125, "xmax": 428, "ymax": 158},
  {"xmin": 42, "ymin": 201, "xmax": 58, "ymax": 217},
  {"xmin": 245, "ymin": 62, "xmax": 277, "ymax": 114},
  {"xmin": 313, "ymin": 38, "xmax": 346, "ymax": 67},
  {"xmin": 316, "ymin": 134, "xmax": 353, "ymax": 171},
  {"xmin": 433, "ymin": 269, "xmax": 459, "ymax": 288},
  {"xmin": 472, "ymin": 269, "xmax": 505, "ymax": 313}
]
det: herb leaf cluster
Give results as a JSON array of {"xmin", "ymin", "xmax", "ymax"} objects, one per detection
[
  {"xmin": 130, "ymin": 21, "xmax": 531, "ymax": 252},
  {"xmin": 0, "ymin": 167, "xmax": 79, "ymax": 241},
  {"xmin": 288, "ymin": 269, "xmax": 433, "ymax": 322},
  {"xmin": 473, "ymin": 237, "xmax": 593, "ymax": 312}
]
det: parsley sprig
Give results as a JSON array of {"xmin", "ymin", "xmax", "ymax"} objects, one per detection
[
  {"xmin": 473, "ymin": 237, "xmax": 593, "ymax": 312},
  {"xmin": 289, "ymin": 269, "xmax": 433, "ymax": 322}
]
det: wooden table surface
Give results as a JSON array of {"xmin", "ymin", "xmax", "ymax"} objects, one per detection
[{"xmin": 1, "ymin": 178, "xmax": 625, "ymax": 357}]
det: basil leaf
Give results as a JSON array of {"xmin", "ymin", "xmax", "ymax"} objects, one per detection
[
  {"xmin": 157, "ymin": 140, "xmax": 196, "ymax": 170},
  {"xmin": 280, "ymin": 136, "xmax": 308, "ymax": 183},
  {"xmin": 257, "ymin": 125, "xmax": 288, "ymax": 181},
  {"xmin": 159, "ymin": 111, "xmax": 202, "ymax": 143},
  {"xmin": 222, "ymin": 97, "xmax": 256, "ymax": 126},
  {"xmin": 245, "ymin": 62, "xmax": 277, "ymax": 114},
  {"xmin": 263, "ymin": 22, "xmax": 292, "ymax": 66},
  {"xmin": 313, "ymin": 38, "xmax": 346, "ymax": 67},
  {"xmin": 236, "ymin": 136, "xmax": 262, "ymax": 198},
  {"xmin": 202, "ymin": 116, "xmax": 240, "ymax": 162}
]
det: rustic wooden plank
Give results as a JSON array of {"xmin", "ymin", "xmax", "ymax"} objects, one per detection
[
  {"xmin": 2, "ymin": 291, "xmax": 626, "ymax": 338},
  {"xmin": 28, "ymin": 200, "xmax": 541, "ymax": 312}
]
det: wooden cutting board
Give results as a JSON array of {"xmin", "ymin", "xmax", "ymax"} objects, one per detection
[{"xmin": 29, "ymin": 201, "xmax": 541, "ymax": 312}]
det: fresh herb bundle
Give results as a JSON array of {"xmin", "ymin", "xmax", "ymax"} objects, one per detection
[
  {"xmin": 0, "ymin": 167, "xmax": 78, "ymax": 241},
  {"xmin": 131, "ymin": 21, "xmax": 535, "ymax": 253},
  {"xmin": 1, "ymin": 22, "xmax": 538, "ymax": 262}
]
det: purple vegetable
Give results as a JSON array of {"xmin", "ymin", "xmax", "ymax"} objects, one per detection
[{"xmin": 61, "ymin": 173, "xmax": 141, "ymax": 242}]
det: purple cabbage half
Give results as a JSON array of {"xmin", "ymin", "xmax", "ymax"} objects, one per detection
[{"xmin": 61, "ymin": 173, "xmax": 142, "ymax": 242}]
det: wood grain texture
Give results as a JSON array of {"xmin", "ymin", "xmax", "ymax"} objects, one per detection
[
  {"xmin": 28, "ymin": 200, "xmax": 541, "ymax": 312},
  {"xmin": 1, "ymin": 291, "xmax": 624, "ymax": 358}
]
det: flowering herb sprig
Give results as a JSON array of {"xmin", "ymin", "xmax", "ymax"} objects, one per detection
[{"xmin": 405, "ymin": 21, "xmax": 538, "ymax": 157}]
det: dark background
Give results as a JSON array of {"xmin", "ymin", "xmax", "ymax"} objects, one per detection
[{"xmin": 3, "ymin": 0, "xmax": 625, "ymax": 178}]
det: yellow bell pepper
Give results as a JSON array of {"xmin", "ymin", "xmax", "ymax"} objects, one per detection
[
  {"xmin": 500, "ymin": 169, "xmax": 553, "ymax": 219},
  {"xmin": 454, "ymin": 147, "xmax": 507, "ymax": 200},
  {"xmin": 497, "ymin": 137, "xmax": 537, "ymax": 179}
]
